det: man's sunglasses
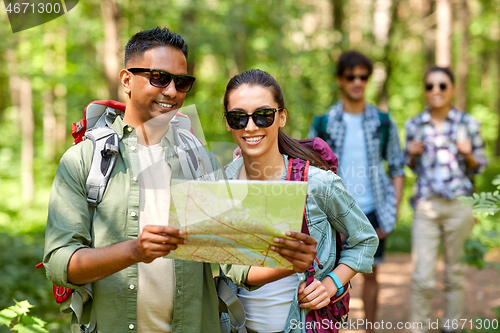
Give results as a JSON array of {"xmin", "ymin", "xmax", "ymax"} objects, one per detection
[
  {"xmin": 344, "ymin": 74, "xmax": 369, "ymax": 82},
  {"xmin": 127, "ymin": 68, "xmax": 196, "ymax": 93},
  {"xmin": 425, "ymin": 82, "xmax": 447, "ymax": 91},
  {"xmin": 224, "ymin": 108, "xmax": 282, "ymax": 130}
]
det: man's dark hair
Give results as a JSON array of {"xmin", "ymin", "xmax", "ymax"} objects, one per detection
[
  {"xmin": 336, "ymin": 51, "xmax": 373, "ymax": 77},
  {"xmin": 124, "ymin": 27, "xmax": 188, "ymax": 67},
  {"xmin": 424, "ymin": 66, "xmax": 455, "ymax": 85}
]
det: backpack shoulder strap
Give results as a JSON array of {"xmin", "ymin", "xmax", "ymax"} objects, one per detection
[
  {"xmin": 84, "ymin": 126, "xmax": 120, "ymax": 209},
  {"xmin": 170, "ymin": 116, "xmax": 216, "ymax": 181},
  {"xmin": 378, "ymin": 111, "xmax": 390, "ymax": 159},
  {"xmin": 313, "ymin": 113, "xmax": 330, "ymax": 143}
]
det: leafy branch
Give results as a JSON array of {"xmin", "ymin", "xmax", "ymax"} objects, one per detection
[
  {"xmin": 0, "ymin": 300, "xmax": 48, "ymax": 333},
  {"xmin": 458, "ymin": 175, "xmax": 500, "ymax": 217}
]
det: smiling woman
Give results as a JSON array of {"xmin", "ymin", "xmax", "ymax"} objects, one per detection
[{"xmin": 220, "ymin": 69, "xmax": 378, "ymax": 333}]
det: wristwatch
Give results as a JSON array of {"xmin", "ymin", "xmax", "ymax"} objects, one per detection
[{"xmin": 327, "ymin": 272, "xmax": 344, "ymax": 296}]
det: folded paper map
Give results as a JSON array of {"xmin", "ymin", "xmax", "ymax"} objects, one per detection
[{"xmin": 166, "ymin": 179, "xmax": 308, "ymax": 269}]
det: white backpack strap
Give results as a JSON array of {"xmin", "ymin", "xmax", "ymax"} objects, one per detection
[
  {"xmin": 69, "ymin": 283, "xmax": 96, "ymax": 333},
  {"xmin": 170, "ymin": 116, "xmax": 216, "ymax": 181},
  {"xmin": 216, "ymin": 278, "xmax": 247, "ymax": 333},
  {"xmin": 85, "ymin": 127, "xmax": 119, "ymax": 207}
]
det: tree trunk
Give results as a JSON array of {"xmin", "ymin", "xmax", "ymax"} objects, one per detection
[
  {"xmin": 423, "ymin": 0, "xmax": 435, "ymax": 69},
  {"xmin": 374, "ymin": 0, "xmax": 396, "ymax": 111},
  {"xmin": 496, "ymin": 40, "xmax": 500, "ymax": 157},
  {"xmin": 55, "ymin": 27, "xmax": 67, "ymax": 146},
  {"xmin": 101, "ymin": 1, "xmax": 120, "ymax": 101},
  {"xmin": 20, "ymin": 77, "xmax": 34, "ymax": 203},
  {"xmin": 349, "ymin": 0, "xmax": 363, "ymax": 47},
  {"xmin": 43, "ymin": 31, "xmax": 56, "ymax": 161},
  {"xmin": 435, "ymin": 0, "xmax": 452, "ymax": 67},
  {"xmin": 331, "ymin": 0, "xmax": 346, "ymax": 50},
  {"xmin": 43, "ymin": 89, "xmax": 56, "ymax": 162},
  {"xmin": 456, "ymin": 0, "xmax": 469, "ymax": 111}
]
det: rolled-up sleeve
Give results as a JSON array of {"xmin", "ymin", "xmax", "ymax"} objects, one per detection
[
  {"xmin": 466, "ymin": 116, "xmax": 488, "ymax": 174},
  {"xmin": 404, "ymin": 119, "xmax": 418, "ymax": 171},
  {"xmin": 43, "ymin": 145, "xmax": 92, "ymax": 289},
  {"xmin": 321, "ymin": 174, "xmax": 379, "ymax": 274},
  {"xmin": 220, "ymin": 264, "xmax": 261, "ymax": 291},
  {"xmin": 386, "ymin": 119, "xmax": 405, "ymax": 178}
]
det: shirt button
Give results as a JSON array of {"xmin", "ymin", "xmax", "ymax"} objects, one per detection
[
  {"xmin": 129, "ymin": 324, "xmax": 135, "ymax": 329},
  {"xmin": 129, "ymin": 284, "xmax": 135, "ymax": 290},
  {"xmin": 130, "ymin": 211, "xmax": 137, "ymax": 217},
  {"xmin": 132, "ymin": 177, "xmax": 137, "ymax": 182},
  {"xmin": 128, "ymin": 127, "xmax": 133, "ymax": 132},
  {"xmin": 131, "ymin": 146, "xmax": 136, "ymax": 151}
]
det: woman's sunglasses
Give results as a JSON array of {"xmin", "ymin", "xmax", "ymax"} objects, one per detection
[
  {"xmin": 425, "ymin": 82, "xmax": 447, "ymax": 91},
  {"xmin": 224, "ymin": 108, "xmax": 282, "ymax": 130},
  {"xmin": 127, "ymin": 68, "xmax": 196, "ymax": 93}
]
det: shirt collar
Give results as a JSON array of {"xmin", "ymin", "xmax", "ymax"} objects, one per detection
[
  {"xmin": 332, "ymin": 100, "xmax": 378, "ymax": 121},
  {"xmin": 111, "ymin": 116, "xmax": 131, "ymax": 139},
  {"xmin": 420, "ymin": 106, "xmax": 458, "ymax": 124}
]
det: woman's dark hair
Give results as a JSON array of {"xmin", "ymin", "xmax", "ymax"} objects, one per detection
[
  {"xmin": 336, "ymin": 51, "xmax": 373, "ymax": 77},
  {"xmin": 124, "ymin": 27, "xmax": 188, "ymax": 67},
  {"xmin": 223, "ymin": 69, "xmax": 330, "ymax": 170},
  {"xmin": 424, "ymin": 66, "xmax": 455, "ymax": 85}
]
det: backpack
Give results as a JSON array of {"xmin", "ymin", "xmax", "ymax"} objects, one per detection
[
  {"xmin": 312, "ymin": 110, "xmax": 391, "ymax": 158},
  {"xmin": 287, "ymin": 138, "xmax": 350, "ymax": 333},
  {"xmin": 219, "ymin": 137, "xmax": 349, "ymax": 333},
  {"xmin": 38, "ymin": 100, "xmax": 216, "ymax": 333}
]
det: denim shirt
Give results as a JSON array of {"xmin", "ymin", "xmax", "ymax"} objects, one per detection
[
  {"xmin": 222, "ymin": 155, "xmax": 378, "ymax": 333},
  {"xmin": 308, "ymin": 101, "xmax": 405, "ymax": 234}
]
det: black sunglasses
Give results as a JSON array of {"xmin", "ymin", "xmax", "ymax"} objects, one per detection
[
  {"xmin": 425, "ymin": 82, "xmax": 447, "ymax": 91},
  {"xmin": 344, "ymin": 74, "xmax": 369, "ymax": 82},
  {"xmin": 224, "ymin": 108, "xmax": 282, "ymax": 130},
  {"xmin": 127, "ymin": 68, "xmax": 196, "ymax": 93}
]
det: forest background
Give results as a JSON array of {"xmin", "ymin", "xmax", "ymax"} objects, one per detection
[{"xmin": 0, "ymin": 0, "xmax": 499, "ymax": 331}]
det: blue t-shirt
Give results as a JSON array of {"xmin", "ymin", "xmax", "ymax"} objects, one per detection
[{"xmin": 339, "ymin": 112, "xmax": 375, "ymax": 214}]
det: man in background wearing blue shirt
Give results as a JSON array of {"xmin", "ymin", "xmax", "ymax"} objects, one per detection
[{"xmin": 309, "ymin": 51, "xmax": 405, "ymax": 333}]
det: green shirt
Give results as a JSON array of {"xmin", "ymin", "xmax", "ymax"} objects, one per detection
[{"xmin": 44, "ymin": 117, "xmax": 222, "ymax": 333}]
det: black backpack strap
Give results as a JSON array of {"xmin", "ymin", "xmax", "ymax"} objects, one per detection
[
  {"xmin": 378, "ymin": 111, "xmax": 390, "ymax": 159},
  {"xmin": 313, "ymin": 114, "xmax": 331, "ymax": 147}
]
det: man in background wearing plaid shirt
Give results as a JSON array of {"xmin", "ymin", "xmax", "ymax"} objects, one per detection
[{"xmin": 309, "ymin": 51, "xmax": 405, "ymax": 333}]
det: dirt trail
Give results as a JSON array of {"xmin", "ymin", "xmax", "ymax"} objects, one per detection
[{"xmin": 342, "ymin": 253, "xmax": 500, "ymax": 333}]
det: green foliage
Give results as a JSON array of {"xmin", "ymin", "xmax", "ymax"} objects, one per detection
[
  {"xmin": 458, "ymin": 174, "xmax": 500, "ymax": 270},
  {"xmin": 459, "ymin": 175, "xmax": 500, "ymax": 217},
  {"xmin": 0, "ymin": 233, "xmax": 70, "ymax": 333},
  {"xmin": 0, "ymin": 300, "xmax": 48, "ymax": 333}
]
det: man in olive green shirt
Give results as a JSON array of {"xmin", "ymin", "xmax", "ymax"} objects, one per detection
[{"xmin": 44, "ymin": 27, "xmax": 317, "ymax": 333}]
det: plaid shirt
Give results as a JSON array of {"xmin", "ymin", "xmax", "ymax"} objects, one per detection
[
  {"xmin": 308, "ymin": 101, "xmax": 405, "ymax": 234},
  {"xmin": 405, "ymin": 107, "xmax": 487, "ymax": 207}
]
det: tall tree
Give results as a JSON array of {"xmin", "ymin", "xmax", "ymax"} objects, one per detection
[
  {"xmin": 43, "ymin": 32, "xmax": 56, "ymax": 162},
  {"xmin": 101, "ymin": 0, "xmax": 120, "ymax": 101},
  {"xmin": 20, "ymin": 77, "xmax": 34, "ymax": 202},
  {"xmin": 54, "ymin": 27, "xmax": 67, "ymax": 146},
  {"xmin": 375, "ymin": 0, "xmax": 398, "ymax": 112},
  {"xmin": 423, "ymin": 0, "xmax": 435, "ymax": 68},
  {"xmin": 497, "ymin": 39, "xmax": 500, "ymax": 157},
  {"xmin": 331, "ymin": 0, "xmax": 347, "ymax": 50},
  {"xmin": 456, "ymin": 0, "xmax": 469, "ymax": 111},
  {"xmin": 435, "ymin": 0, "xmax": 452, "ymax": 67}
]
